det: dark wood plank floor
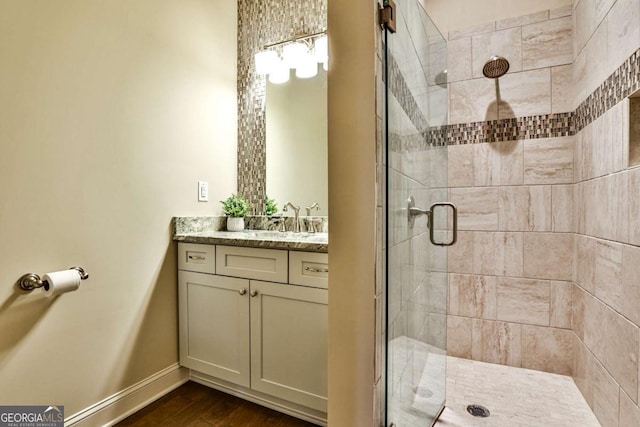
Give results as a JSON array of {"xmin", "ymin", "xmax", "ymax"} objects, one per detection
[{"xmin": 116, "ymin": 381, "xmax": 317, "ymax": 427}]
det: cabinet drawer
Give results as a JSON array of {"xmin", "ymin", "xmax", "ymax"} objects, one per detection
[
  {"xmin": 216, "ymin": 245, "xmax": 288, "ymax": 283},
  {"xmin": 178, "ymin": 243, "xmax": 215, "ymax": 274},
  {"xmin": 289, "ymin": 251, "xmax": 328, "ymax": 289}
]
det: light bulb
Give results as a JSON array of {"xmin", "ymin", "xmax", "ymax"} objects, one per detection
[
  {"xmin": 269, "ymin": 60, "xmax": 290, "ymax": 84},
  {"xmin": 254, "ymin": 50, "xmax": 278, "ymax": 75},
  {"xmin": 314, "ymin": 35, "xmax": 328, "ymax": 63},
  {"xmin": 283, "ymin": 42, "xmax": 307, "ymax": 69},
  {"xmin": 296, "ymin": 54, "xmax": 318, "ymax": 79}
]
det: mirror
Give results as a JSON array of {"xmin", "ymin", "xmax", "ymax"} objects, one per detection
[{"xmin": 266, "ymin": 68, "xmax": 328, "ymax": 216}]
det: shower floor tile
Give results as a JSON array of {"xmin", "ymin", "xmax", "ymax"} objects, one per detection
[{"xmin": 436, "ymin": 357, "xmax": 600, "ymax": 427}]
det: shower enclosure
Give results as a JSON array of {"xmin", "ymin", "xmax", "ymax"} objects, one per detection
[{"xmin": 381, "ymin": 0, "xmax": 451, "ymax": 425}]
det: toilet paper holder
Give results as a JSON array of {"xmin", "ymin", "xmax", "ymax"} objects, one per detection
[{"xmin": 18, "ymin": 267, "xmax": 89, "ymax": 291}]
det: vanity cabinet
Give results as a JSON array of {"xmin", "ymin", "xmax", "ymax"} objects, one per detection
[{"xmin": 177, "ymin": 243, "xmax": 328, "ymax": 417}]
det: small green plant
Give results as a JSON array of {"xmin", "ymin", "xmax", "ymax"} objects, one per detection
[
  {"xmin": 264, "ymin": 195, "xmax": 278, "ymax": 216},
  {"xmin": 220, "ymin": 194, "xmax": 249, "ymax": 218}
]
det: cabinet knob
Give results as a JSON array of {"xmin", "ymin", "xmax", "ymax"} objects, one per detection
[
  {"xmin": 239, "ymin": 288, "xmax": 247, "ymax": 296},
  {"xmin": 250, "ymin": 290, "xmax": 258, "ymax": 297}
]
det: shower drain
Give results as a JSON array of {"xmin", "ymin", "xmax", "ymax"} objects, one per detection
[{"xmin": 467, "ymin": 404, "xmax": 491, "ymax": 418}]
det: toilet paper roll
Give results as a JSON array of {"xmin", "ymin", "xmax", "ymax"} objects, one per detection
[{"xmin": 43, "ymin": 269, "xmax": 81, "ymax": 297}]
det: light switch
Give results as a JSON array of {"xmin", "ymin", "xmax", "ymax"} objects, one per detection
[{"xmin": 198, "ymin": 181, "xmax": 209, "ymax": 202}]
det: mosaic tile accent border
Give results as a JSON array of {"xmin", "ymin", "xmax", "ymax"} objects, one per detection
[
  {"xmin": 387, "ymin": 46, "xmax": 640, "ymax": 149},
  {"xmin": 575, "ymin": 48, "xmax": 640, "ymax": 132},
  {"xmin": 237, "ymin": 0, "xmax": 327, "ymax": 214}
]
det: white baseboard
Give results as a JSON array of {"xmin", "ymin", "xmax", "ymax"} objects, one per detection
[{"xmin": 65, "ymin": 363, "xmax": 189, "ymax": 427}]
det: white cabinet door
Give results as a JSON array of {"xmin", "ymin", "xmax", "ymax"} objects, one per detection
[
  {"xmin": 249, "ymin": 280, "xmax": 328, "ymax": 412},
  {"xmin": 178, "ymin": 271, "xmax": 250, "ymax": 387}
]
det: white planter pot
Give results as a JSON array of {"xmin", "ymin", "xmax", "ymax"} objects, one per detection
[{"xmin": 227, "ymin": 217, "xmax": 245, "ymax": 232}]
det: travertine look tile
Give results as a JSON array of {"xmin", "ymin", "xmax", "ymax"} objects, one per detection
[
  {"xmin": 524, "ymin": 136, "xmax": 574, "ymax": 184},
  {"xmin": 550, "ymin": 281, "xmax": 572, "ymax": 329},
  {"xmin": 447, "ymin": 230, "xmax": 473, "ymax": 274},
  {"xmin": 596, "ymin": 0, "xmax": 617, "ymax": 23},
  {"xmin": 584, "ymin": 291, "xmax": 639, "ymax": 402},
  {"xmin": 550, "ymin": 5, "xmax": 573, "ymax": 19},
  {"xmin": 446, "ymin": 37, "xmax": 472, "ymax": 83},
  {"xmin": 473, "ymin": 232, "xmax": 496, "ymax": 275},
  {"xmin": 552, "ymin": 185, "xmax": 574, "ymax": 232},
  {"xmin": 622, "ymin": 244, "xmax": 640, "ymax": 327},
  {"xmin": 575, "ymin": 230, "xmax": 597, "ymax": 293},
  {"xmin": 606, "ymin": 0, "xmax": 640, "ymax": 75},
  {"xmin": 592, "ymin": 358, "xmax": 620, "ymax": 427},
  {"xmin": 524, "ymin": 233, "xmax": 574, "ymax": 281},
  {"xmin": 498, "ymin": 68, "xmax": 552, "ymax": 119},
  {"xmin": 629, "ymin": 98, "xmax": 640, "ymax": 168},
  {"xmin": 447, "ymin": 315, "xmax": 472, "ymax": 358},
  {"xmin": 497, "ymin": 10, "xmax": 549, "ymax": 30},
  {"xmin": 629, "ymin": 168, "xmax": 640, "ymax": 246},
  {"xmin": 572, "ymin": 284, "xmax": 586, "ymax": 340},
  {"xmin": 471, "ymin": 319, "xmax": 522, "ymax": 367},
  {"xmin": 522, "ymin": 16, "xmax": 573, "ymax": 70},
  {"xmin": 585, "ymin": 18, "xmax": 609, "ymax": 99},
  {"xmin": 473, "ymin": 143, "xmax": 500, "ymax": 186},
  {"xmin": 574, "ymin": 334, "xmax": 595, "ymax": 406},
  {"xmin": 551, "ymin": 64, "xmax": 573, "ymax": 113},
  {"xmin": 449, "ymin": 274, "xmax": 497, "ymax": 319},
  {"xmin": 495, "ymin": 140, "xmax": 524, "ymax": 186},
  {"xmin": 594, "ymin": 239, "xmax": 623, "ymax": 313},
  {"xmin": 449, "ymin": 22, "xmax": 496, "ymax": 41},
  {"xmin": 575, "ymin": 0, "xmax": 597, "ymax": 56},
  {"xmin": 620, "ymin": 389, "xmax": 640, "ymax": 427},
  {"xmin": 472, "ymin": 27, "xmax": 523, "ymax": 78},
  {"xmin": 496, "ymin": 277, "xmax": 551, "ymax": 326},
  {"xmin": 494, "ymin": 232, "xmax": 524, "ymax": 277},
  {"xmin": 450, "ymin": 187, "xmax": 499, "ymax": 231},
  {"xmin": 521, "ymin": 325, "xmax": 573, "ymax": 375},
  {"xmin": 499, "ymin": 186, "xmax": 552, "ymax": 231},
  {"xmin": 449, "ymin": 78, "xmax": 498, "ymax": 124}
]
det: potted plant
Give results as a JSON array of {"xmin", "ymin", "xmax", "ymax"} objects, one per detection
[
  {"xmin": 264, "ymin": 195, "xmax": 278, "ymax": 216},
  {"xmin": 220, "ymin": 194, "xmax": 249, "ymax": 231}
]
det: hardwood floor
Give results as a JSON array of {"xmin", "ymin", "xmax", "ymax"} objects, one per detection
[{"xmin": 116, "ymin": 381, "xmax": 317, "ymax": 426}]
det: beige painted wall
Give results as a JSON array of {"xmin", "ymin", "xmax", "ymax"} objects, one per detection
[
  {"xmin": 327, "ymin": 0, "xmax": 376, "ymax": 425},
  {"xmin": 0, "ymin": 0, "xmax": 237, "ymax": 416},
  {"xmin": 422, "ymin": 0, "xmax": 572, "ymax": 33}
]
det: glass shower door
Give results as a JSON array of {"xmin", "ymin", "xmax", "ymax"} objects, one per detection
[{"xmin": 383, "ymin": 0, "xmax": 450, "ymax": 425}]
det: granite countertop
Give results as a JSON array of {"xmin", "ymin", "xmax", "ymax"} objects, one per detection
[{"xmin": 173, "ymin": 230, "xmax": 328, "ymax": 253}]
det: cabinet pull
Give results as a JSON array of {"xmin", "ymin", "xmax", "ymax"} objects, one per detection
[
  {"xmin": 188, "ymin": 255, "xmax": 206, "ymax": 261},
  {"xmin": 239, "ymin": 288, "xmax": 247, "ymax": 295},
  {"xmin": 250, "ymin": 290, "xmax": 258, "ymax": 297},
  {"xmin": 305, "ymin": 266, "xmax": 329, "ymax": 273}
]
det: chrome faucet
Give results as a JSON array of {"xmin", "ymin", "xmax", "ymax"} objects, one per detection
[
  {"xmin": 283, "ymin": 202, "xmax": 301, "ymax": 233},
  {"xmin": 305, "ymin": 202, "xmax": 320, "ymax": 216}
]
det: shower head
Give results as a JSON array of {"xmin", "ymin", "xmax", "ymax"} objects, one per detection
[{"xmin": 482, "ymin": 55, "xmax": 510, "ymax": 79}]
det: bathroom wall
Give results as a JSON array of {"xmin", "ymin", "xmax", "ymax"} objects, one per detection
[
  {"xmin": 571, "ymin": 0, "xmax": 640, "ymax": 425},
  {"xmin": 328, "ymin": 0, "xmax": 377, "ymax": 425},
  {"xmin": 445, "ymin": 6, "xmax": 576, "ymax": 376},
  {"xmin": 0, "ymin": 0, "xmax": 237, "ymax": 420},
  {"xmin": 422, "ymin": 0, "xmax": 572, "ymax": 34}
]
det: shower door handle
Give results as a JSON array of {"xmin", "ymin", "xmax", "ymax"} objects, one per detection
[
  {"xmin": 429, "ymin": 202, "xmax": 457, "ymax": 247},
  {"xmin": 407, "ymin": 196, "xmax": 457, "ymax": 246}
]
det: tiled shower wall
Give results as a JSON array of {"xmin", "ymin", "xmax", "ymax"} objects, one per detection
[
  {"xmin": 571, "ymin": 0, "xmax": 640, "ymax": 425},
  {"xmin": 237, "ymin": 0, "xmax": 326, "ymax": 212},
  {"xmin": 445, "ymin": 6, "xmax": 576, "ymax": 376}
]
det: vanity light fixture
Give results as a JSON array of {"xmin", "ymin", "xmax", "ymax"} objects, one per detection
[{"xmin": 254, "ymin": 30, "xmax": 328, "ymax": 84}]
